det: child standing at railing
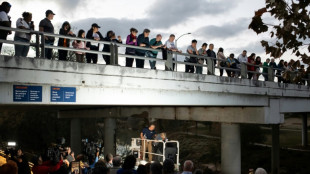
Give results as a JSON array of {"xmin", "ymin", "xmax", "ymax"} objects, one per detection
[{"xmin": 72, "ymin": 30, "xmax": 89, "ymax": 63}]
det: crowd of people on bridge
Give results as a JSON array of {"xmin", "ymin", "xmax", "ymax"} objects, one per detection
[{"xmin": 0, "ymin": 1, "xmax": 308, "ymax": 84}]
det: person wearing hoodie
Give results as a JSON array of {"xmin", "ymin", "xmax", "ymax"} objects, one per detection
[
  {"xmin": 102, "ymin": 30, "xmax": 122, "ymax": 65},
  {"xmin": 57, "ymin": 21, "xmax": 75, "ymax": 61}
]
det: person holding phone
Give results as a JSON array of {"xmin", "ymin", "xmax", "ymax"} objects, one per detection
[
  {"xmin": 86, "ymin": 23, "xmax": 104, "ymax": 64},
  {"xmin": 14, "ymin": 12, "xmax": 34, "ymax": 57}
]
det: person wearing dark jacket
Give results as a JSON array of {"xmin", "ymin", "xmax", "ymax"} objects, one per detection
[
  {"xmin": 39, "ymin": 10, "xmax": 55, "ymax": 59},
  {"xmin": 206, "ymin": 43, "xmax": 217, "ymax": 66},
  {"xmin": 86, "ymin": 23, "xmax": 104, "ymax": 64},
  {"xmin": 102, "ymin": 30, "xmax": 122, "ymax": 65},
  {"xmin": 135, "ymin": 29, "xmax": 150, "ymax": 68},
  {"xmin": 13, "ymin": 148, "xmax": 31, "ymax": 174},
  {"xmin": 0, "ymin": 1, "xmax": 12, "ymax": 53},
  {"xmin": 57, "ymin": 21, "xmax": 75, "ymax": 61},
  {"xmin": 125, "ymin": 28, "xmax": 138, "ymax": 67}
]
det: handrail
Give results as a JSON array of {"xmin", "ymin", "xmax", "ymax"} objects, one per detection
[
  {"xmin": 0, "ymin": 26, "xmax": 309, "ymax": 85},
  {"xmin": 131, "ymin": 138, "xmax": 179, "ymax": 165}
]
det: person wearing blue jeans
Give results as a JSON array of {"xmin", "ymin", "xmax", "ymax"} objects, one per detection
[
  {"xmin": 39, "ymin": 10, "xmax": 55, "ymax": 59},
  {"xmin": 197, "ymin": 43, "xmax": 208, "ymax": 74},
  {"xmin": 149, "ymin": 34, "xmax": 164, "ymax": 70}
]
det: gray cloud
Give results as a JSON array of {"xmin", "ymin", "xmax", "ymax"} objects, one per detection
[
  {"xmin": 195, "ymin": 18, "xmax": 250, "ymax": 40},
  {"xmin": 147, "ymin": 0, "xmax": 239, "ymax": 28}
]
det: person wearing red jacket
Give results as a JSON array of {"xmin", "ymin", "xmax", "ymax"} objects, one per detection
[
  {"xmin": 247, "ymin": 53, "xmax": 256, "ymax": 79},
  {"xmin": 32, "ymin": 156, "xmax": 63, "ymax": 174}
]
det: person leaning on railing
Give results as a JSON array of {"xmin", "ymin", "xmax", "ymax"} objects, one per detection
[
  {"xmin": 226, "ymin": 53, "xmax": 237, "ymax": 77},
  {"xmin": 125, "ymin": 28, "xmax": 138, "ymax": 67},
  {"xmin": 102, "ymin": 30, "xmax": 122, "ymax": 65},
  {"xmin": 217, "ymin": 47, "xmax": 226, "ymax": 77},
  {"xmin": 57, "ymin": 21, "xmax": 75, "ymax": 61},
  {"xmin": 0, "ymin": 1, "xmax": 11, "ymax": 53},
  {"xmin": 197, "ymin": 43, "xmax": 208, "ymax": 74},
  {"xmin": 262, "ymin": 58, "xmax": 270, "ymax": 81},
  {"xmin": 85, "ymin": 23, "xmax": 104, "ymax": 64},
  {"xmin": 185, "ymin": 39, "xmax": 198, "ymax": 73},
  {"xmin": 14, "ymin": 12, "xmax": 34, "ymax": 57},
  {"xmin": 206, "ymin": 43, "xmax": 217, "ymax": 66},
  {"xmin": 135, "ymin": 28, "xmax": 151, "ymax": 68},
  {"xmin": 253, "ymin": 56, "xmax": 262, "ymax": 80},
  {"xmin": 72, "ymin": 29, "xmax": 89, "ymax": 63},
  {"xmin": 277, "ymin": 59, "xmax": 284, "ymax": 83},
  {"xmin": 164, "ymin": 34, "xmax": 181, "ymax": 71},
  {"xmin": 149, "ymin": 34, "xmax": 164, "ymax": 70},
  {"xmin": 247, "ymin": 53, "xmax": 256, "ymax": 79}
]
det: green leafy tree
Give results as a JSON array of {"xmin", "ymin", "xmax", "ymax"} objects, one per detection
[{"xmin": 249, "ymin": 0, "xmax": 310, "ymax": 72}]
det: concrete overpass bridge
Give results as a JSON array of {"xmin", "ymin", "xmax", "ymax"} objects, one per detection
[{"xmin": 1, "ymin": 55, "xmax": 310, "ymax": 174}]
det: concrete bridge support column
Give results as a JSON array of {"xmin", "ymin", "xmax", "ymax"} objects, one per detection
[
  {"xmin": 272, "ymin": 124, "xmax": 280, "ymax": 174},
  {"xmin": 302, "ymin": 114, "xmax": 308, "ymax": 147},
  {"xmin": 221, "ymin": 123, "xmax": 241, "ymax": 174},
  {"xmin": 104, "ymin": 118, "xmax": 116, "ymax": 156},
  {"xmin": 70, "ymin": 118, "xmax": 81, "ymax": 154}
]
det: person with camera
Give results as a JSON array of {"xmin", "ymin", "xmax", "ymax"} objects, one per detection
[
  {"xmin": 0, "ymin": 1, "xmax": 12, "ymax": 53},
  {"xmin": 14, "ymin": 12, "xmax": 34, "ymax": 57},
  {"xmin": 32, "ymin": 155, "xmax": 63, "ymax": 174}
]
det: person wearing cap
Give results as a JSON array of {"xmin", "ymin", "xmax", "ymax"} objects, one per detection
[
  {"xmin": 149, "ymin": 34, "xmax": 164, "ymax": 70},
  {"xmin": 0, "ymin": 1, "xmax": 12, "ymax": 53},
  {"xmin": 135, "ymin": 28, "xmax": 151, "ymax": 68},
  {"xmin": 39, "ymin": 9, "xmax": 55, "ymax": 59},
  {"xmin": 85, "ymin": 23, "xmax": 104, "ymax": 64}
]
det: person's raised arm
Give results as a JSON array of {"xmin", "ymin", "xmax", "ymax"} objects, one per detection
[{"xmin": 140, "ymin": 132, "xmax": 144, "ymax": 139}]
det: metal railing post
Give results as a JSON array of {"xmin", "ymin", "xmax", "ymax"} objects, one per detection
[
  {"xmin": 207, "ymin": 57, "xmax": 215, "ymax": 75},
  {"xmin": 241, "ymin": 63, "xmax": 247, "ymax": 79},
  {"xmin": 35, "ymin": 33, "xmax": 40, "ymax": 58},
  {"xmin": 307, "ymin": 73, "xmax": 310, "ymax": 87},
  {"xmin": 40, "ymin": 33, "xmax": 45, "ymax": 58},
  {"xmin": 165, "ymin": 50, "xmax": 173, "ymax": 71},
  {"xmin": 268, "ymin": 67, "xmax": 274, "ymax": 82},
  {"xmin": 114, "ymin": 43, "xmax": 118, "ymax": 65},
  {"xmin": 110, "ymin": 43, "xmax": 115, "ymax": 65}
]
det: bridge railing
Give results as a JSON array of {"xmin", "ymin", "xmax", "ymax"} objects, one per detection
[{"xmin": 0, "ymin": 26, "xmax": 309, "ymax": 86}]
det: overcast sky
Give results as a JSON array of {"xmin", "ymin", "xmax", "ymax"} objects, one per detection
[{"xmin": 5, "ymin": 0, "xmax": 299, "ymax": 63}]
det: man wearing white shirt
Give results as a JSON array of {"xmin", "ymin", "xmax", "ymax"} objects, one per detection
[
  {"xmin": 164, "ymin": 34, "xmax": 181, "ymax": 70},
  {"xmin": 237, "ymin": 50, "xmax": 247, "ymax": 63},
  {"xmin": 14, "ymin": 12, "xmax": 34, "ymax": 57},
  {"xmin": 0, "ymin": 1, "xmax": 11, "ymax": 53}
]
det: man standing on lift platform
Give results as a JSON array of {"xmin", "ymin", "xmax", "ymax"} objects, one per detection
[{"xmin": 140, "ymin": 124, "xmax": 156, "ymax": 162}]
